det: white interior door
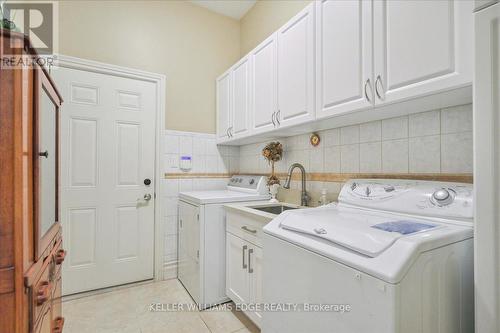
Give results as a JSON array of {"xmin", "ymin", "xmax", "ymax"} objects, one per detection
[{"xmin": 53, "ymin": 67, "xmax": 156, "ymax": 295}]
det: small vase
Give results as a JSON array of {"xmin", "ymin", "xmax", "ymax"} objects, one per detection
[{"xmin": 269, "ymin": 184, "xmax": 280, "ymax": 203}]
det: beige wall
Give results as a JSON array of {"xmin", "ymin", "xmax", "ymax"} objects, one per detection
[
  {"xmin": 58, "ymin": 0, "xmax": 240, "ymax": 133},
  {"xmin": 240, "ymin": 0, "xmax": 312, "ymax": 56}
]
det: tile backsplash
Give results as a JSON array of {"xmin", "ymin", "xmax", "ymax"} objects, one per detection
[
  {"xmin": 239, "ymin": 104, "xmax": 473, "ymax": 175},
  {"xmin": 239, "ymin": 103, "xmax": 473, "ymax": 205}
]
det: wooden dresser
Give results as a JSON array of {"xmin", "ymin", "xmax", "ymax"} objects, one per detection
[{"xmin": 0, "ymin": 29, "xmax": 65, "ymax": 333}]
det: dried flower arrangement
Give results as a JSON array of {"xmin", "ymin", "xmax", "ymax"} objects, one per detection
[{"xmin": 262, "ymin": 141, "xmax": 283, "ymax": 186}]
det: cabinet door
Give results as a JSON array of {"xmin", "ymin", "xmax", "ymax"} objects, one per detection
[
  {"xmin": 373, "ymin": 0, "xmax": 473, "ymax": 105},
  {"xmin": 231, "ymin": 56, "xmax": 251, "ymax": 138},
  {"xmin": 225, "ymin": 233, "xmax": 249, "ymax": 304},
  {"xmin": 277, "ymin": 3, "xmax": 315, "ymax": 128},
  {"xmin": 248, "ymin": 245, "xmax": 263, "ymax": 327},
  {"xmin": 251, "ymin": 33, "xmax": 278, "ymax": 134},
  {"xmin": 178, "ymin": 201, "xmax": 201, "ymax": 303},
  {"xmin": 216, "ymin": 71, "xmax": 232, "ymax": 141},
  {"xmin": 474, "ymin": 4, "xmax": 500, "ymax": 332},
  {"xmin": 316, "ymin": 0, "xmax": 373, "ymax": 119}
]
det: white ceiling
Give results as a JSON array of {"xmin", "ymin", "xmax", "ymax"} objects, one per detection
[{"xmin": 189, "ymin": 0, "xmax": 257, "ymax": 20}]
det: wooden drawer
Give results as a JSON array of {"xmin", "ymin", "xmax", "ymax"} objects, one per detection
[
  {"xmin": 31, "ymin": 257, "xmax": 54, "ymax": 325},
  {"xmin": 226, "ymin": 210, "xmax": 267, "ymax": 247},
  {"xmin": 51, "ymin": 271, "xmax": 63, "ymax": 332},
  {"xmin": 33, "ymin": 303, "xmax": 51, "ymax": 333}
]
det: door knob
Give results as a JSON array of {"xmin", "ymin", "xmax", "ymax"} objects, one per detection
[{"xmin": 144, "ymin": 193, "xmax": 152, "ymax": 201}]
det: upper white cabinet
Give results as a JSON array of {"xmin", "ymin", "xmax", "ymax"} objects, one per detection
[
  {"xmin": 373, "ymin": 0, "xmax": 473, "ymax": 105},
  {"xmin": 216, "ymin": 71, "xmax": 231, "ymax": 141},
  {"xmin": 251, "ymin": 34, "xmax": 278, "ymax": 134},
  {"xmin": 217, "ymin": 56, "xmax": 251, "ymax": 142},
  {"xmin": 316, "ymin": 0, "xmax": 373, "ymax": 119},
  {"xmin": 216, "ymin": 0, "xmax": 472, "ymax": 144},
  {"xmin": 231, "ymin": 57, "xmax": 251, "ymax": 138},
  {"xmin": 277, "ymin": 3, "xmax": 315, "ymax": 128}
]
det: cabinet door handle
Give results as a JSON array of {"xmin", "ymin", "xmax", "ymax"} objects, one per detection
[
  {"xmin": 364, "ymin": 78, "xmax": 372, "ymax": 103},
  {"xmin": 248, "ymin": 248, "xmax": 254, "ymax": 273},
  {"xmin": 375, "ymin": 75, "xmax": 384, "ymax": 100},
  {"xmin": 226, "ymin": 128, "xmax": 230, "ymax": 137},
  {"xmin": 276, "ymin": 110, "xmax": 281, "ymax": 126},
  {"xmin": 230, "ymin": 127, "xmax": 233, "ymax": 137},
  {"xmin": 39, "ymin": 150, "xmax": 49, "ymax": 158},
  {"xmin": 271, "ymin": 112, "xmax": 276, "ymax": 127},
  {"xmin": 241, "ymin": 226, "xmax": 257, "ymax": 234},
  {"xmin": 242, "ymin": 245, "xmax": 248, "ymax": 269}
]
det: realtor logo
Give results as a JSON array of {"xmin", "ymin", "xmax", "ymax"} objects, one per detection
[{"xmin": 1, "ymin": 1, "xmax": 58, "ymax": 68}]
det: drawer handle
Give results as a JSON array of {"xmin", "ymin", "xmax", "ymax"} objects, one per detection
[
  {"xmin": 53, "ymin": 317, "xmax": 65, "ymax": 333},
  {"xmin": 36, "ymin": 281, "xmax": 51, "ymax": 306},
  {"xmin": 55, "ymin": 249, "xmax": 66, "ymax": 265},
  {"xmin": 241, "ymin": 226, "xmax": 257, "ymax": 234},
  {"xmin": 242, "ymin": 245, "xmax": 247, "ymax": 269}
]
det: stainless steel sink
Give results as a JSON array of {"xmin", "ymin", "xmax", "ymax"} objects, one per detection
[{"xmin": 249, "ymin": 205, "xmax": 299, "ymax": 215}]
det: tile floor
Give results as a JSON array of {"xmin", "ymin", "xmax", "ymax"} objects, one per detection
[{"xmin": 63, "ymin": 280, "xmax": 260, "ymax": 333}]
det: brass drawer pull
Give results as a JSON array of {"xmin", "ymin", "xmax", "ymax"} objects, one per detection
[
  {"xmin": 55, "ymin": 249, "xmax": 66, "ymax": 265},
  {"xmin": 53, "ymin": 317, "xmax": 65, "ymax": 333},
  {"xmin": 36, "ymin": 281, "xmax": 51, "ymax": 306},
  {"xmin": 241, "ymin": 226, "xmax": 257, "ymax": 234}
]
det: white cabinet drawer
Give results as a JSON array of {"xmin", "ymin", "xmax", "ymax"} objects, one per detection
[{"xmin": 226, "ymin": 210, "xmax": 268, "ymax": 247}]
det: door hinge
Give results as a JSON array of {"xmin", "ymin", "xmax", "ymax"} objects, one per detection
[
  {"xmin": 179, "ymin": 219, "xmax": 183, "ymax": 228},
  {"xmin": 197, "ymin": 214, "xmax": 199, "ymax": 221},
  {"xmin": 196, "ymin": 250, "xmax": 200, "ymax": 259},
  {"xmin": 154, "ymin": 193, "xmax": 156, "ymax": 199}
]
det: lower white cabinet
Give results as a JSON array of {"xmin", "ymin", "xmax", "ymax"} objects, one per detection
[
  {"xmin": 225, "ymin": 208, "xmax": 268, "ymax": 327},
  {"xmin": 225, "ymin": 232, "xmax": 263, "ymax": 327},
  {"xmin": 226, "ymin": 233, "xmax": 250, "ymax": 304}
]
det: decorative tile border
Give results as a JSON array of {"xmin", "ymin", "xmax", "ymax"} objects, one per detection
[
  {"xmin": 165, "ymin": 173, "xmax": 233, "ymax": 179},
  {"xmin": 165, "ymin": 172, "xmax": 473, "ymax": 183}
]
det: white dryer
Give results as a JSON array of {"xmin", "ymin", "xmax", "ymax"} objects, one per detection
[
  {"xmin": 178, "ymin": 175, "xmax": 269, "ymax": 309},
  {"xmin": 263, "ymin": 179, "xmax": 474, "ymax": 333}
]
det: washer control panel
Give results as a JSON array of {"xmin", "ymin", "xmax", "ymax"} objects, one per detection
[{"xmin": 339, "ymin": 179, "xmax": 473, "ymax": 221}]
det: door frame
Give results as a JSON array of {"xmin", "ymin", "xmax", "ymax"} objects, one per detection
[{"xmin": 53, "ymin": 54, "xmax": 167, "ymax": 281}]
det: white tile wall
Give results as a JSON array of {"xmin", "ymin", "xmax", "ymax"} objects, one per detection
[
  {"xmin": 161, "ymin": 130, "xmax": 237, "ymax": 279},
  {"xmin": 238, "ymin": 103, "xmax": 473, "ymax": 201}
]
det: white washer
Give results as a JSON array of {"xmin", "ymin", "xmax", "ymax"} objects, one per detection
[
  {"xmin": 263, "ymin": 179, "xmax": 474, "ymax": 333},
  {"xmin": 178, "ymin": 175, "xmax": 269, "ymax": 309}
]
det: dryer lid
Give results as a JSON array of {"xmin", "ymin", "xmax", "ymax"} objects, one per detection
[{"xmin": 278, "ymin": 207, "xmax": 441, "ymax": 257}]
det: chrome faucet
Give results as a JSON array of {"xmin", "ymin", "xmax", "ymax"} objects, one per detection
[{"xmin": 283, "ymin": 163, "xmax": 309, "ymax": 206}]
